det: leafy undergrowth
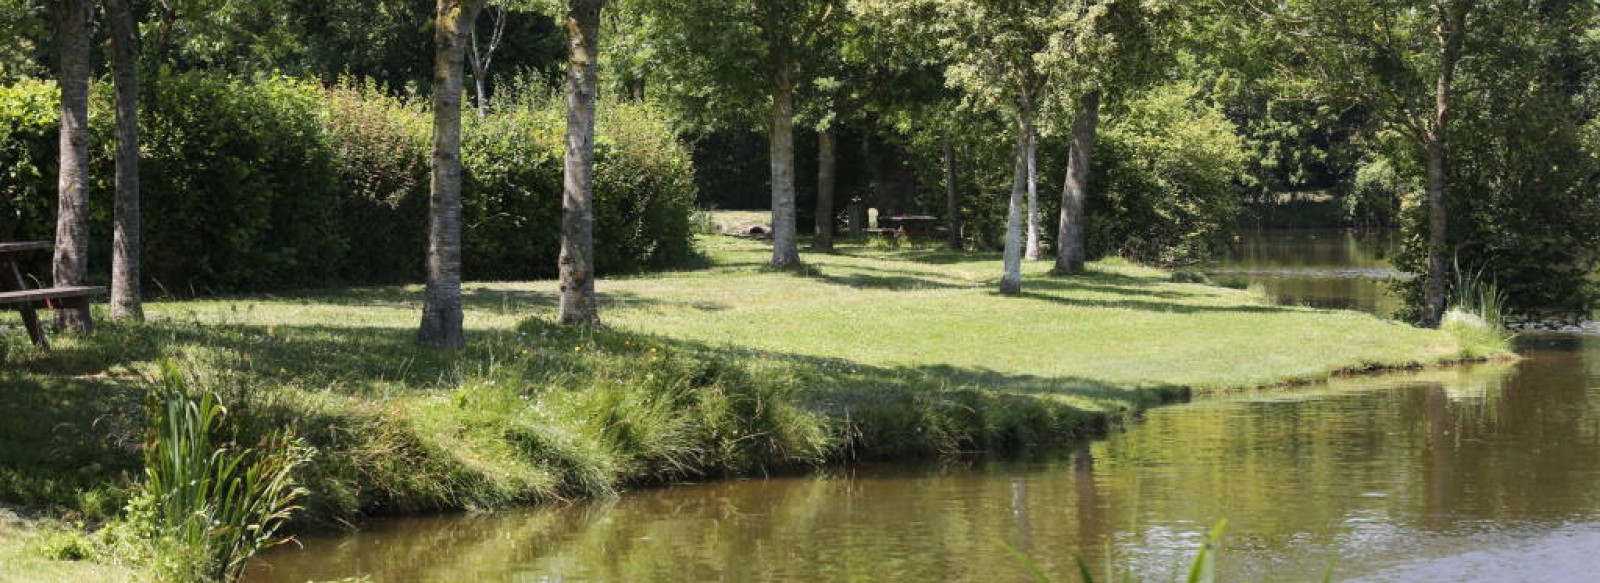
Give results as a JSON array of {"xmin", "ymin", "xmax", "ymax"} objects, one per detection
[{"xmin": 0, "ymin": 236, "xmax": 1498, "ymax": 576}]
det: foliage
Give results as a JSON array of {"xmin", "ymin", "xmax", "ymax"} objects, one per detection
[
  {"xmin": 0, "ymin": 73, "xmax": 699, "ymax": 291},
  {"xmin": 135, "ymin": 361, "xmax": 310, "ymax": 582},
  {"xmin": 135, "ymin": 73, "xmax": 347, "ymax": 292},
  {"xmin": 460, "ymin": 88, "xmax": 697, "ymax": 280},
  {"xmin": 0, "ymin": 77, "xmax": 56, "ymax": 245},
  {"xmin": 1090, "ymin": 82, "xmax": 1247, "ymax": 264}
]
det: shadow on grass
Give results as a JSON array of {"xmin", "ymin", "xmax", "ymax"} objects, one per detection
[{"xmin": 1, "ymin": 306, "xmax": 1190, "ymax": 507}]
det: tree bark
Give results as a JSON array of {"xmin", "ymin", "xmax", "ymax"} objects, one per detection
[
  {"xmin": 469, "ymin": 6, "xmax": 505, "ymax": 117},
  {"xmin": 812, "ymin": 126, "xmax": 837, "ymax": 252},
  {"xmin": 1024, "ymin": 123, "xmax": 1041, "ymax": 261},
  {"xmin": 769, "ymin": 65, "xmax": 801, "ymax": 267},
  {"xmin": 108, "ymin": 0, "xmax": 143, "ymax": 321},
  {"xmin": 1056, "ymin": 90, "xmax": 1099, "ymax": 274},
  {"xmin": 943, "ymin": 137, "xmax": 962, "ymax": 251},
  {"xmin": 558, "ymin": 0, "xmax": 603, "ymax": 327},
  {"xmin": 1000, "ymin": 110, "xmax": 1030, "ymax": 295},
  {"xmin": 1421, "ymin": 2, "xmax": 1470, "ymax": 328},
  {"xmin": 419, "ymin": 0, "xmax": 484, "ymax": 349},
  {"xmin": 53, "ymin": 0, "xmax": 92, "ymax": 332}
]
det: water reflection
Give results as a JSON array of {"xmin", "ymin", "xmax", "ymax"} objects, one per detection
[
  {"xmin": 1206, "ymin": 230, "xmax": 1404, "ymax": 316},
  {"xmin": 250, "ymin": 337, "xmax": 1600, "ymax": 581}
]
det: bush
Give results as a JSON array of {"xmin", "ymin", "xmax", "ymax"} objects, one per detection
[
  {"xmin": 460, "ymin": 91, "xmax": 696, "ymax": 280},
  {"xmin": 0, "ymin": 74, "xmax": 699, "ymax": 292},
  {"xmin": 1090, "ymin": 82, "xmax": 1248, "ymax": 264}
]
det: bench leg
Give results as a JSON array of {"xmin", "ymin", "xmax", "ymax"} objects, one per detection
[
  {"xmin": 18, "ymin": 306, "xmax": 49, "ymax": 349},
  {"xmin": 4, "ymin": 260, "xmax": 51, "ymax": 349}
]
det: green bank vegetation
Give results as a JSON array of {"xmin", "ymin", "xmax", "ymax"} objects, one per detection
[{"xmin": 0, "ymin": 236, "xmax": 1505, "ymax": 578}]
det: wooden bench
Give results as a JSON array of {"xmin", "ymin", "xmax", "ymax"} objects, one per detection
[{"xmin": 0, "ymin": 241, "xmax": 106, "ymax": 349}]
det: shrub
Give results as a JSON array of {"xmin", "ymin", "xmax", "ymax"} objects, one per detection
[
  {"xmin": 134, "ymin": 73, "xmax": 345, "ymax": 291},
  {"xmin": 1090, "ymin": 82, "xmax": 1248, "ymax": 264},
  {"xmin": 460, "ymin": 91, "xmax": 696, "ymax": 280},
  {"xmin": 0, "ymin": 73, "xmax": 699, "ymax": 292},
  {"xmin": 135, "ymin": 361, "xmax": 311, "ymax": 582},
  {"xmin": 0, "ymin": 78, "xmax": 57, "ymax": 247}
]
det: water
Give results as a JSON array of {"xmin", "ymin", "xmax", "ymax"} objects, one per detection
[
  {"xmin": 1205, "ymin": 229, "xmax": 1405, "ymax": 316},
  {"xmin": 248, "ymin": 230, "xmax": 1600, "ymax": 582}
]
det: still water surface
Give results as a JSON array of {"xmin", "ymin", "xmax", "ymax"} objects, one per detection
[{"xmin": 249, "ymin": 230, "xmax": 1600, "ymax": 582}]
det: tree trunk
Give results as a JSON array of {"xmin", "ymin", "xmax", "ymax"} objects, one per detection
[
  {"xmin": 1056, "ymin": 90, "xmax": 1099, "ymax": 274},
  {"xmin": 1000, "ymin": 111, "xmax": 1030, "ymax": 295},
  {"xmin": 558, "ymin": 0, "xmax": 603, "ymax": 327},
  {"xmin": 943, "ymin": 137, "xmax": 962, "ymax": 251},
  {"xmin": 769, "ymin": 66, "xmax": 801, "ymax": 267},
  {"xmin": 419, "ymin": 0, "xmax": 484, "ymax": 349},
  {"xmin": 813, "ymin": 126, "xmax": 837, "ymax": 252},
  {"xmin": 1421, "ymin": 3, "xmax": 1469, "ymax": 328},
  {"xmin": 109, "ymin": 0, "xmax": 143, "ymax": 321},
  {"xmin": 53, "ymin": 0, "xmax": 92, "ymax": 332},
  {"xmin": 1024, "ymin": 123, "xmax": 1041, "ymax": 261}
]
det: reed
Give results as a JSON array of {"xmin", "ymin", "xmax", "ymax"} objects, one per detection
[{"xmin": 138, "ymin": 360, "xmax": 312, "ymax": 582}]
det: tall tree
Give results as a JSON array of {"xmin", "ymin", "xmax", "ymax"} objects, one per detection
[
  {"xmin": 862, "ymin": 0, "xmax": 1088, "ymax": 294},
  {"xmin": 557, "ymin": 0, "xmax": 603, "ymax": 326},
  {"xmin": 1260, "ymin": 0, "xmax": 1485, "ymax": 327},
  {"xmin": 107, "ymin": 0, "xmax": 143, "ymax": 320},
  {"xmin": 469, "ymin": 3, "xmax": 508, "ymax": 116},
  {"xmin": 1054, "ymin": 89, "xmax": 1096, "ymax": 272},
  {"xmin": 1049, "ymin": 0, "xmax": 1164, "ymax": 274},
  {"xmin": 418, "ymin": 0, "xmax": 485, "ymax": 349},
  {"xmin": 52, "ymin": 0, "xmax": 92, "ymax": 331},
  {"xmin": 634, "ymin": 0, "xmax": 837, "ymax": 268}
]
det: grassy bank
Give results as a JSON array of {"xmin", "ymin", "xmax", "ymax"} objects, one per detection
[{"xmin": 0, "ymin": 236, "xmax": 1502, "ymax": 575}]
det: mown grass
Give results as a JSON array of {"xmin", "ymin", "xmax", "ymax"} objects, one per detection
[{"xmin": 0, "ymin": 236, "xmax": 1502, "ymax": 576}]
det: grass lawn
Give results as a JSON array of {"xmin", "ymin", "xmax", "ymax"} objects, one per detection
[{"xmin": 0, "ymin": 236, "xmax": 1501, "ymax": 574}]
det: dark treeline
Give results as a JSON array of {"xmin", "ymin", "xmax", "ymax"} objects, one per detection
[{"xmin": 4, "ymin": 0, "xmax": 1600, "ymax": 322}]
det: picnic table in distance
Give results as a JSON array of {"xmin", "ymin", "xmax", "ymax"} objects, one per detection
[{"xmin": 0, "ymin": 241, "xmax": 106, "ymax": 349}]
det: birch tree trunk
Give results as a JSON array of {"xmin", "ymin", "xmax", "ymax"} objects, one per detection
[
  {"xmin": 943, "ymin": 137, "xmax": 962, "ymax": 251},
  {"xmin": 813, "ymin": 127, "xmax": 837, "ymax": 252},
  {"xmin": 558, "ymin": 0, "xmax": 603, "ymax": 327},
  {"xmin": 53, "ymin": 0, "xmax": 92, "ymax": 332},
  {"xmin": 1055, "ymin": 90, "xmax": 1099, "ymax": 274},
  {"xmin": 108, "ymin": 0, "xmax": 143, "ymax": 321},
  {"xmin": 769, "ymin": 66, "xmax": 801, "ymax": 267},
  {"xmin": 1024, "ymin": 124, "xmax": 1041, "ymax": 261},
  {"xmin": 419, "ymin": 0, "xmax": 484, "ymax": 349},
  {"xmin": 1000, "ymin": 111, "xmax": 1030, "ymax": 295}
]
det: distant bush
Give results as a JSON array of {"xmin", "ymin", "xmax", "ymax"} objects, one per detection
[
  {"xmin": 0, "ymin": 74, "xmax": 698, "ymax": 292},
  {"xmin": 460, "ymin": 91, "xmax": 695, "ymax": 280},
  {"xmin": 1091, "ymin": 82, "xmax": 1248, "ymax": 264}
]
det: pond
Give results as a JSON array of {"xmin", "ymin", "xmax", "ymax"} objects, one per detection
[{"xmin": 248, "ymin": 230, "xmax": 1600, "ymax": 582}]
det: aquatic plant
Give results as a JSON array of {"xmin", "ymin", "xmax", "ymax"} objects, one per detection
[
  {"xmin": 137, "ymin": 360, "xmax": 312, "ymax": 582},
  {"xmin": 1001, "ymin": 521, "xmax": 1236, "ymax": 583}
]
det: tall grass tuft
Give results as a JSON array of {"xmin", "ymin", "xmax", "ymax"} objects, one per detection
[
  {"xmin": 1451, "ymin": 258, "xmax": 1509, "ymax": 330},
  {"xmin": 1445, "ymin": 258, "xmax": 1513, "ymax": 353},
  {"xmin": 137, "ymin": 360, "xmax": 312, "ymax": 582}
]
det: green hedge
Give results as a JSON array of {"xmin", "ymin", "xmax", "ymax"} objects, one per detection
[{"xmin": 0, "ymin": 73, "xmax": 698, "ymax": 291}]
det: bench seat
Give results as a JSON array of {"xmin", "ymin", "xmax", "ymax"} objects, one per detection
[{"xmin": 0, "ymin": 286, "xmax": 107, "ymax": 309}]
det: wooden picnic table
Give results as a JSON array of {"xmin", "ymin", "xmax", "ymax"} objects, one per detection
[{"xmin": 0, "ymin": 241, "xmax": 105, "ymax": 349}]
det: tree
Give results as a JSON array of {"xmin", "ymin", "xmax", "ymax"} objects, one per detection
[
  {"xmin": 635, "ymin": 0, "xmax": 837, "ymax": 268},
  {"xmin": 1050, "ymin": 0, "xmax": 1167, "ymax": 274},
  {"xmin": 862, "ymin": 0, "xmax": 1089, "ymax": 294},
  {"xmin": 52, "ymin": 0, "xmax": 92, "ymax": 332},
  {"xmin": 1260, "ymin": 0, "xmax": 1486, "ymax": 327},
  {"xmin": 108, "ymin": 0, "xmax": 143, "ymax": 321},
  {"xmin": 469, "ymin": 3, "xmax": 508, "ymax": 116},
  {"xmin": 557, "ymin": 0, "xmax": 603, "ymax": 326},
  {"xmin": 418, "ymin": 0, "xmax": 485, "ymax": 349}
]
